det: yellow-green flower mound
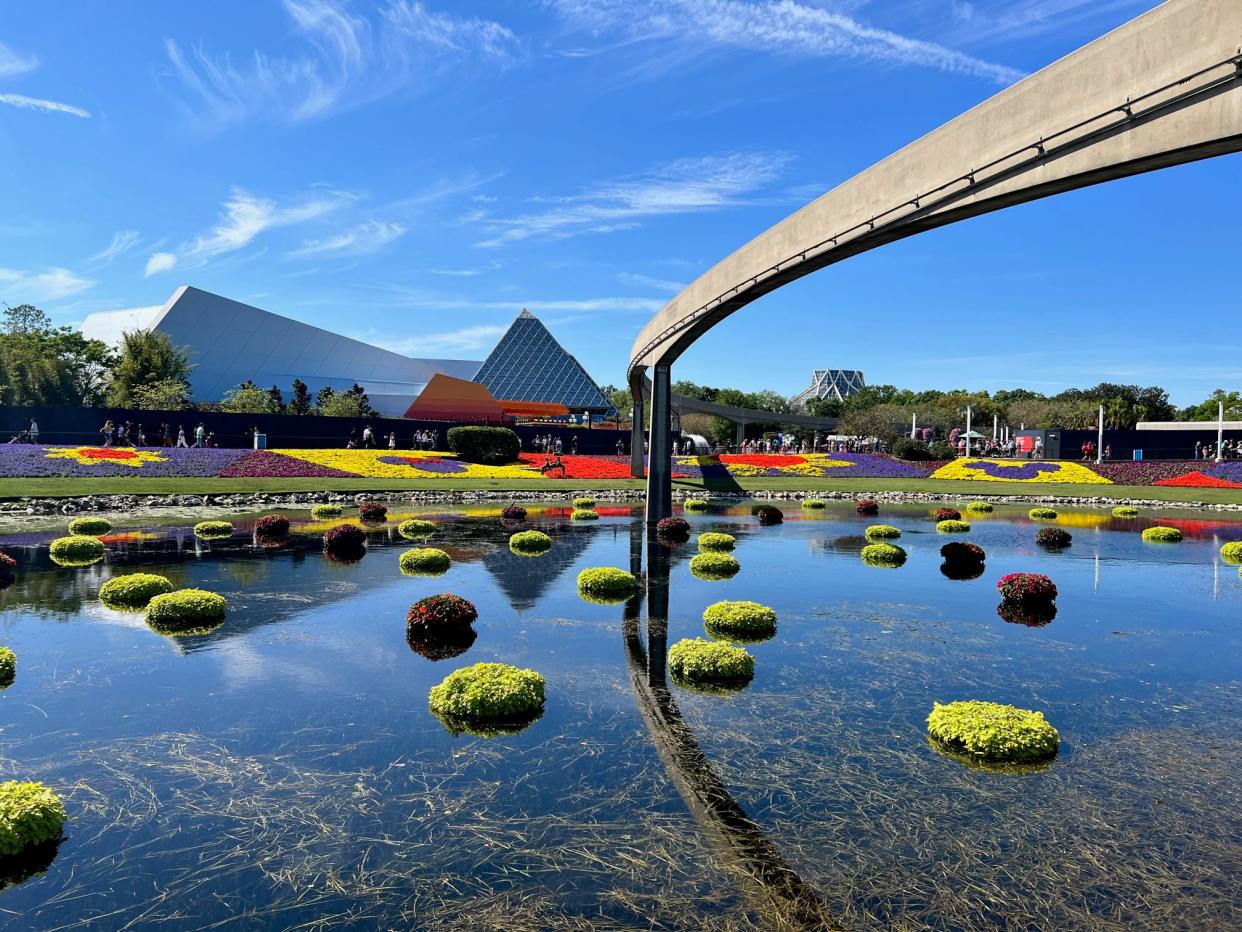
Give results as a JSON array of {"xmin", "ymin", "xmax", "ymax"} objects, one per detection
[
  {"xmin": 703, "ymin": 601, "xmax": 776, "ymax": 642},
  {"xmin": 683, "ymin": 498, "xmax": 709, "ymax": 511},
  {"xmin": 861, "ymin": 543, "xmax": 906, "ymax": 567},
  {"xmin": 865, "ymin": 524, "xmax": 901, "ymax": 540},
  {"xmin": 577, "ymin": 567, "xmax": 638, "ymax": 603},
  {"xmin": 572, "ymin": 497, "xmax": 596, "ymax": 509},
  {"xmin": 98, "ymin": 573, "xmax": 174, "ymax": 609},
  {"xmin": 927, "ymin": 700, "xmax": 1059, "ymax": 763},
  {"xmin": 146, "ymin": 589, "xmax": 228, "ymax": 635},
  {"xmin": 0, "ymin": 647, "xmax": 14, "ymax": 690},
  {"xmin": 397, "ymin": 519, "xmax": 436, "ymax": 539},
  {"xmin": 689, "ymin": 553, "xmax": 740, "ymax": 580},
  {"xmin": 1112, "ymin": 505, "xmax": 1139, "ymax": 518},
  {"xmin": 1219, "ymin": 541, "xmax": 1242, "ymax": 565},
  {"xmin": 310, "ymin": 504, "xmax": 342, "ymax": 519},
  {"xmin": 1141, "ymin": 526, "xmax": 1183, "ymax": 543},
  {"xmin": 571, "ymin": 508, "xmax": 599, "ymax": 521},
  {"xmin": 0, "ymin": 781, "xmax": 65, "ymax": 857},
  {"xmin": 936, "ymin": 520, "xmax": 971, "ymax": 534},
  {"xmin": 48, "ymin": 535, "xmax": 104, "ymax": 567},
  {"xmin": 668, "ymin": 638, "xmax": 754, "ymax": 686},
  {"xmin": 1028, "ymin": 507, "xmax": 1058, "ymax": 520},
  {"xmin": 801, "ymin": 499, "xmax": 826, "ymax": 510},
  {"xmin": 428, "ymin": 662, "xmax": 545, "ymax": 734},
  {"xmin": 67, "ymin": 516, "xmax": 112, "ymax": 536},
  {"xmin": 697, "ymin": 532, "xmax": 736, "ymax": 553},
  {"xmin": 193, "ymin": 520, "xmax": 234, "ymax": 539},
  {"xmin": 965, "ymin": 502, "xmax": 993, "ymax": 513},
  {"xmin": 509, "ymin": 530, "xmax": 552, "ymax": 555},
  {"xmin": 399, "ymin": 548, "xmax": 452, "ymax": 576}
]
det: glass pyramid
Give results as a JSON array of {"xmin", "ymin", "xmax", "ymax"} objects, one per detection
[{"xmin": 473, "ymin": 310, "xmax": 615, "ymax": 415}]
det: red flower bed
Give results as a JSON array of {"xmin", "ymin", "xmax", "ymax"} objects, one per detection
[
  {"xmin": 406, "ymin": 594, "xmax": 478, "ymax": 632},
  {"xmin": 254, "ymin": 514, "xmax": 290, "ymax": 538},
  {"xmin": 323, "ymin": 524, "xmax": 366, "ymax": 555},
  {"xmin": 73, "ymin": 447, "xmax": 139, "ymax": 461},
  {"xmin": 1154, "ymin": 471, "xmax": 1242, "ymax": 489},
  {"xmin": 720, "ymin": 454, "xmax": 807, "ymax": 468},
  {"xmin": 933, "ymin": 508, "xmax": 961, "ymax": 522},
  {"xmin": 856, "ymin": 499, "xmax": 879, "ymax": 515},
  {"xmin": 997, "ymin": 572, "xmax": 1058, "ymax": 603}
]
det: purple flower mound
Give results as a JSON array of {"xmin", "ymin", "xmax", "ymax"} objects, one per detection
[
  {"xmin": 501, "ymin": 505, "xmax": 527, "ymax": 520},
  {"xmin": 219, "ymin": 451, "xmax": 356, "ymax": 478},
  {"xmin": 0, "ymin": 446, "xmax": 247, "ymax": 477},
  {"xmin": 379, "ymin": 455, "xmax": 469, "ymax": 474},
  {"xmin": 1036, "ymin": 527, "xmax": 1072, "ymax": 548},
  {"xmin": 941, "ymin": 541, "xmax": 986, "ymax": 564},
  {"xmin": 656, "ymin": 517, "xmax": 690, "ymax": 540},
  {"xmin": 359, "ymin": 503, "xmax": 388, "ymax": 522}
]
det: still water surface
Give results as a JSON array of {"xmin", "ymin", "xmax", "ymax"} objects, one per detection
[{"xmin": 0, "ymin": 501, "xmax": 1239, "ymax": 929}]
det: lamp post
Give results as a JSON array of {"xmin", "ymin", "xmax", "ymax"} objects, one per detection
[
  {"xmin": 1097, "ymin": 404, "xmax": 1105, "ymax": 465},
  {"xmin": 964, "ymin": 405, "xmax": 972, "ymax": 457},
  {"xmin": 1217, "ymin": 401, "xmax": 1225, "ymax": 462}
]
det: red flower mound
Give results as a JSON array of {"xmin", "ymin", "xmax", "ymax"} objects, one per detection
[
  {"xmin": 76, "ymin": 447, "xmax": 139, "ymax": 461},
  {"xmin": 720, "ymin": 454, "xmax": 807, "ymax": 468},
  {"xmin": 1036, "ymin": 527, "xmax": 1072, "ymax": 548},
  {"xmin": 940, "ymin": 542, "xmax": 985, "ymax": 563},
  {"xmin": 359, "ymin": 502, "xmax": 388, "ymax": 522},
  {"xmin": 656, "ymin": 516, "xmax": 690, "ymax": 540},
  {"xmin": 323, "ymin": 524, "xmax": 366, "ymax": 555},
  {"xmin": 254, "ymin": 514, "xmax": 290, "ymax": 538},
  {"xmin": 1154, "ymin": 471, "xmax": 1242, "ymax": 489},
  {"xmin": 406, "ymin": 594, "xmax": 478, "ymax": 633},
  {"xmin": 933, "ymin": 508, "xmax": 961, "ymax": 522},
  {"xmin": 997, "ymin": 572, "xmax": 1057, "ymax": 603},
  {"xmin": 855, "ymin": 499, "xmax": 879, "ymax": 515},
  {"xmin": 501, "ymin": 504, "xmax": 527, "ymax": 520}
]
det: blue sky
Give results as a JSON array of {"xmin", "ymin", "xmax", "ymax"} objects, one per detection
[{"xmin": 0, "ymin": 0, "xmax": 1236, "ymax": 406}]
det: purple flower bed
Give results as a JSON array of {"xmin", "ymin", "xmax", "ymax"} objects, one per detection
[
  {"xmin": 670, "ymin": 453, "xmax": 932, "ymax": 479},
  {"xmin": 0, "ymin": 445, "xmax": 247, "ymax": 477},
  {"xmin": 960, "ymin": 461, "xmax": 1066, "ymax": 480},
  {"xmin": 1093, "ymin": 461, "xmax": 1198, "ymax": 485},
  {"xmin": 217, "ymin": 451, "xmax": 357, "ymax": 479},
  {"xmin": 378, "ymin": 455, "xmax": 469, "ymax": 474},
  {"xmin": 1204, "ymin": 461, "xmax": 1242, "ymax": 483}
]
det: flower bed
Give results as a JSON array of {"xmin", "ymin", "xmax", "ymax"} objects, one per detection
[
  {"xmin": 931, "ymin": 458, "xmax": 1111, "ymax": 484},
  {"xmin": 927, "ymin": 700, "xmax": 1059, "ymax": 762},
  {"xmin": 865, "ymin": 525, "xmax": 901, "ymax": 539},
  {"xmin": 398, "ymin": 519, "xmax": 436, "ymax": 539},
  {"xmin": 49, "ymin": 535, "xmax": 104, "ymax": 566},
  {"xmin": 501, "ymin": 504, "xmax": 527, "ymax": 520},
  {"xmin": 577, "ymin": 567, "xmax": 638, "ymax": 603},
  {"xmin": 323, "ymin": 524, "xmax": 366, "ymax": 558},
  {"xmin": 428, "ymin": 662, "xmax": 545, "ymax": 727},
  {"xmin": 936, "ymin": 520, "xmax": 971, "ymax": 534},
  {"xmin": 571, "ymin": 508, "xmax": 599, "ymax": 521},
  {"xmin": 933, "ymin": 508, "xmax": 961, "ymax": 522},
  {"xmin": 310, "ymin": 504, "xmax": 343, "ymax": 519},
  {"xmin": 1112, "ymin": 505, "xmax": 1139, "ymax": 518},
  {"xmin": 1036, "ymin": 527, "xmax": 1072, "ymax": 548},
  {"xmin": 702, "ymin": 601, "xmax": 776, "ymax": 641},
  {"xmin": 510, "ymin": 530, "xmax": 552, "ymax": 555},
  {"xmin": 997, "ymin": 572, "xmax": 1057, "ymax": 603},
  {"xmin": 254, "ymin": 514, "xmax": 290, "ymax": 538},
  {"xmin": 406, "ymin": 594, "xmax": 477, "ymax": 633},
  {"xmin": 941, "ymin": 541, "xmax": 985, "ymax": 564},
  {"xmin": 656, "ymin": 517, "xmax": 690, "ymax": 540},
  {"xmin": 965, "ymin": 502, "xmax": 994, "ymax": 513},
  {"xmin": 146, "ymin": 588, "xmax": 227, "ymax": 635},
  {"xmin": 217, "ymin": 450, "xmax": 356, "ymax": 478},
  {"xmin": 1095, "ymin": 461, "xmax": 1200, "ymax": 485},
  {"xmin": 855, "ymin": 499, "xmax": 879, "ymax": 515},
  {"xmin": 194, "ymin": 520, "xmax": 234, "ymax": 539}
]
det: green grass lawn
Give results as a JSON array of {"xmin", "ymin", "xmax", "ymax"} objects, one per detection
[{"xmin": 2, "ymin": 475, "xmax": 1239, "ymax": 505}]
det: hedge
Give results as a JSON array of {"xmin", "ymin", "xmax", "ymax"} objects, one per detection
[
  {"xmin": 1111, "ymin": 505, "xmax": 1139, "ymax": 518},
  {"xmin": 310, "ymin": 504, "xmax": 342, "ymax": 519},
  {"xmin": 0, "ymin": 781, "xmax": 65, "ymax": 856},
  {"xmin": 193, "ymin": 520, "xmax": 234, "ymax": 539},
  {"xmin": 509, "ymin": 530, "xmax": 552, "ymax": 555},
  {"xmin": 668, "ymin": 638, "xmax": 754, "ymax": 685},
  {"xmin": 702, "ymin": 601, "xmax": 776, "ymax": 641},
  {"xmin": 683, "ymin": 499, "xmax": 709, "ymax": 511},
  {"xmin": 865, "ymin": 524, "xmax": 901, "ymax": 540},
  {"xmin": 67, "ymin": 517, "xmax": 112, "ymax": 536},
  {"xmin": 1141, "ymin": 526, "xmax": 1183, "ymax": 543},
  {"xmin": 927, "ymin": 700, "xmax": 1059, "ymax": 762},
  {"xmin": 697, "ymin": 532, "xmax": 736, "ymax": 553},
  {"xmin": 399, "ymin": 548, "xmax": 451, "ymax": 576},
  {"xmin": 1028, "ymin": 507, "xmax": 1058, "ymax": 520},
  {"xmin": 936, "ymin": 520, "xmax": 971, "ymax": 534},
  {"xmin": 428, "ymin": 662, "xmax": 545, "ymax": 724},
  {"xmin": 99, "ymin": 573, "xmax": 174, "ymax": 609},
  {"xmin": 689, "ymin": 553, "xmax": 740, "ymax": 579},
  {"xmin": 447, "ymin": 426, "xmax": 521, "ymax": 465},
  {"xmin": 49, "ymin": 535, "xmax": 105, "ymax": 566},
  {"xmin": 577, "ymin": 567, "xmax": 638, "ymax": 602},
  {"xmin": 965, "ymin": 502, "xmax": 994, "ymax": 513},
  {"xmin": 571, "ymin": 509, "xmax": 599, "ymax": 521},
  {"xmin": 146, "ymin": 589, "xmax": 227, "ymax": 635},
  {"xmin": 398, "ymin": 519, "xmax": 436, "ymax": 539},
  {"xmin": 861, "ymin": 543, "xmax": 906, "ymax": 567}
]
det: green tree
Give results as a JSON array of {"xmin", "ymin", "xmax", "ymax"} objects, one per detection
[
  {"xmin": 316, "ymin": 383, "xmax": 377, "ymax": 418},
  {"xmin": 129, "ymin": 378, "xmax": 190, "ymax": 411},
  {"xmin": 219, "ymin": 380, "xmax": 280, "ymax": 414},
  {"xmin": 106, "ymin": 329, "xmax": 193, "ymax": 407},
  {"xmin": 267, "ymin": 385, "xmax": 285, "ymax": 414},
  {"xmin": 287, "ymin": 378, "xmax": 312, "ymax": 416},
  {"xmin": 1179, "ymin": 389, "xmax": 1242, "ymax": 421},
  {"xmin": 0, "ymin": 304, "xmax": 116, "ymax": 406}
]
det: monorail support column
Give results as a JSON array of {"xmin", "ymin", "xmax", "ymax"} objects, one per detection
[
  {"xmin": 735, "ymin": 418, "xmax": 745, "ymax": 449},
  {"xmin": 629, "ymin": 374, "xmax": 646, "ymax": 479},
  {"xmin": 645, "ymin": 363, "xmax": 673, "ymax": 525}
]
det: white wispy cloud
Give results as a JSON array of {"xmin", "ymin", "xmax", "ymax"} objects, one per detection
[
  {"xmin": 546, "ymin": 0, "xmax": 1024, "ymax": 85},
  {"xmin": 618, "ymin": 272, "xmax": 686, "ymax": 292},
  {"xmin": 0, "ymin": 266, "xmax": 94, "ymax": 301},
  {"xmin": 89, "ymin": 230, "xmax": 141, "ymax": 264},
  {"xmin": 289, "ymin": 219, "xmax": 405, "ymax": 257},
  {"xmin": 940, "ymin": 0, "xmax": 1152, "ymax": 46},
  {"xmin": 0, "ymin": 41, "xmax": 37, "ymax": 77},
  {"xmin": 362, "ymin": 323, "xmax": 511, "ymax": 355},
  {"xmin": 476, "ymin": 150, "xmax": 791, "ymax": 246},
  {"xmin": 165, "ymin": 0, "xmax": 518, "ymax": 125},
  {"xmin": 144, "ymin": 252, "xmax": 177, "ymax": 277},
  {"xmin": 0, "ymin": 92, "xmax": 90, "ymax": 118}
]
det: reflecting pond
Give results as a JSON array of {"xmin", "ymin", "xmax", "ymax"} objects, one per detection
[{"xmin": 0, "ymin": 501, "xmax": 1240, "ymax": 929}]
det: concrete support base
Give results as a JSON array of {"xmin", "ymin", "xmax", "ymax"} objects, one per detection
[
  {"xmin": 645, "ymin": 363, "xmax": 672, "ymax": 525},
  {"xmin": 629, "ymin": 375, "xmax": 645, "ymax": 479}
]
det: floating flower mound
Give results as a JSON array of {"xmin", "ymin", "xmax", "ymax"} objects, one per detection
[
  {"xmin": 965, "ymin": 502, "xmax": 994, "ymax": 514},
  {"xmin": 997, "ymin": 600, "xmax": 1058, "ymax": 627},
  {"xmin": 398, "ymin": 519, "xmax": 436, "ymax": 540},
  {"xmin": 683, "ymin": 499, "xmax": 709, "ymax": 512},
  {"xmin": 0, "ymin": 781, "xmax": 66, "ymax": 857},
  {"xmin": 855, "ymin": 499, "xmax": 879, "ymax": 515},
  {"xmin": 253, "ymin": 514, "xmax": 290, "ymax": 539},
  {"xmin": 997, "ymin": 572, "xmax": 1057, "ymax": 604},
  {"xmin": 1219, "ymin": 542, "xmax": 1242, "ymax": 565},
  {"xmin": 358, "ymin": 502, "xmax": 388, "ymax": 523},
  {"xmin": 861, "ymin": 543, "xmax": 906, "ymax": 567},
  {"xmin": 865, "ymin": 524, "xmax": 901, "ymax": 540},
  {"xmin": 668, "ymin": 638, "xmax": 754, "ymax": 688},
  {"xmin": 1141, "ymin": 526, "xmax": 1183, "ymax": 543},
  {"xmin": 67, "ymin": 516, "xmax": 112, "ymax": 537},
  {"xmin": 310, "ymin": 504, "xmax": 342, "ymax": 519},
  {"xmin": 500, "ymin": 504, "xmax": 527, "ymax": 521},
  {"xmin": 690, "ymin": 553, "xmax": 741, "ymax": 580},
  {"xmin": 571, "ymin": 508, "xmax": 599, "ymax": 521},
  {"xmin": 406, "ymin": 594, "xmax": 477, "ymax": 634},
  {"xmin": 193, "ymin": 520, "xmax": 234, "ymax": 540},
  {"xmin": 1036, "ymin": 527, "xmax": 1072, "ymax": 549},
  {"xmin": 428, "ymin": 662, "xmax": 545, "ymax": 737},
  {"xmin": 1112, "ymin": 505, "xmax": 1139, "ymax": 518},
  {"xmin": 146, "ymin": 589, "xmax": 227, "ymax": 636},
  {"xmin": 399, "ymin": 548, "xmax": 451, "ymax": 576},
  {"xmin": 99, "ymin": 573, "xmax": 174, "ymax": 609},
  {"xmin": 509, "ymin": 530, "xmax": 552, "ymax": 555},
  {"xmin": 941, "ymin": 542, "xmax": 986, "ymax": 564},
  {"xmin": 936, "ymin": 520, "xmax": 971, "ymax": 534},
  {"xmin": 0, "ymin": 647, "xmax": 13, "ymax": 690},
  {"xmin": 656, "ymin": 517, "xmax": 690, "ymax": 541},
  {"xmin": 697, "ymin": 532, "xmax": 736, "ymax": 553},
  {"xmin": 753, "ymin": 506, "xmax": 783, "ymax": 526},
  {"xmin": 576, "ymin": 567, "xmax": 638, "ymax": 604},
  {"xmin": 801, "ymin": 499, "xmax": 826, "ymax": 510},
  {"xmin": 49, "ymin": 535, "xmax": 104, "ymax": 567},
  {"xmin": 572, "ymin": 497, "xmax": 596, "ymax": 509},
  {"xmin": 323, "ymin": 524, "xmax": 366, "ymax": 563},
  {"xmin": 933, "ymin": 508, "xmax": 961, "ymax": 522},
  {"xmin": 1028, "ymin": 507, "xmax": 1058, "ymax": 520},
  {"xmin": 703, "ymin": 601, "xmax": 776, "ymax": 643},
  {"xmin": 927, "ymin": 700, "xmax": 1059, "ymax": 763}
]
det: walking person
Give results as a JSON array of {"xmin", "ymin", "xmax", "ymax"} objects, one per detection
[
  {"xmin": 100, "ymin": 419, "xmax": 115, "ymax": 447},
  {"xmin": 193, "ymin": 422, "xmax": 206, "ymax": 448},
  {"xmin": 362, "ymin": 424, "xmax": 374, "ymax": 448},
  {"xmin": 28, "ymin": 419, "xmax": 38, "ymax": 444},
  {"xmin": 387, "ymin": 431, "xmax": 396, "ymax": 450},
  {"xmin": 176, "ymin": 425, "xmax": 188, "ymax": 448},
  {"xmin": 137, "ymin": 424, "xmax": 147, "ymax": 446}
]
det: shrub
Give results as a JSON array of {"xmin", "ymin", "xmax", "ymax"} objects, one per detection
[
  {"xmin": 801, "ymin": 499, "xmax": 826, "ymax": 510},
  {"xmin": 753, "ymin": 506, "xmax": 783, "ymax": 526},
  {"xmin": 690, "ymin": 553, "xmax": 741, "ymax": 579},
  {"xmin": 1036, "ymin": 527, "xmax": 1072, "ymax": 548},
  {"xmin": 927, "ymin": 700, "xmax": 1059, "ymax": 762},
  {"xmin": 0, "ymin": 782, "xmax": 65, "ymax": 856},
  {"xmin": 428, "ymin": 662, "xmax": 545, "ymax": 724},
  {"xmin": 359, "ymin": 502, "xmax": 388, "ymax": 522},
  {"xmin": 702, "ymin": 601, "xmax": 776, "ymax": 640},
  {"xmin": 997, "ymin": 601, "xmax": 1058, "ymax": 627},
  {"xmin": 892, "ymin": 437, "xmax": 931, "ymax": 461},
  {"xmin": 406, "ymin": 594, "xmax": 478, "ymax": 633},
  {"xmin": 571, "ymin": 508, "xmax": 599, "ymax": 521},
  {"xmin": 940, "ymin": 542, "xmax": 985, "ymax": 564},
  {"xmin": 865, "ymin": 524, "xmax": 901, "ymax": 540},
  {"xmin": 572, "ymin": 496, "xmax": 596, "ymax": 509},
  {"xmin": 855, "ymin": 499, "xmax": 879, "ymax": 515},
  {"xmin": 697, "ymin": 532, "xmax": 736, "ymax": 552},
  {"xmin": 1112, "ymin": 505, "xmax": 1139, "ymax": 518},
  {"xmin": 146, "ymin": 589, "xmax": 227, "ymax": 635},
  {"xmin": 656, "ymin": 517, "xmax": 690, "ymax": 540},
  {"xmin": 1220, "ymin": 541, "xmax": 1242, "ymax": 565},
  {"xmin": 99, "ymin": 573, "xmax": 174, "ymax": 609},
  {"xmin": 683, "ymin": 499, "xmax": 709, "ymax": 512},
  {"xmin": 927, "ymin": 440, "xmax": 956, "ymax": 460},
  {"xmin": 1142, "ymin": 526, "xmax": 1183, "ymax": 543},
  {"xmin": 323, "ymin": 524, "xmax": 366, "ymax": 556},
  {"xmin": 446, "ymin": 426, "xmax": 520, "ymax": 465},
  {"xmin": 965, "ymin": 502, "xmax": 993, "ymax": 513},
  {"xmin": 509, "ymin": 530, "xmax": 552, "ymax": 555},
  {"xmin": 933, "ymin": 508, "xmax": 961, "ymax": 522},
  {"xmin": 49, "ymin": 535, "xmax": 104, "ymax": 566},
  {"xmin": 668, "ymin": 638, "xmax": 754, "ymax": 685},
  {"xmin": 254, "ymin": 514, "xmax": 290, "ymax": 538},
  {"xmin": 501, "ymin": 504, "xmax": 527, "ymax": 520},
  {"xmin": 861, "ymin": 543, "xmax": 906, "ymax": 567},
  {"xmin": 193, "ymin": 520, "xmax": 234, "ymax": 539},
  {"xmin": 1028, "ymin": 507, "xmax": 1058, "ymax": 520},
  {"xmin": 399, "ymin": 548, "xmax": 451, "ymax": 576},
  {"xmin": 0, "ymin": 647, "xmax": 13, "ymax": 689},
  {"xmin": 398, "ymin": 519, "xmax": 436, "ymax": 539},
  {"xmin": 407, "ymin": 625, "xmax": 477, "ymax": 662},
  {"xmin": 997, "ymin": 572, "xmax": 1057, "ymax": 603},
  {"xmin": 310, "ymin": 504, "xmax": 342, "ymax": 519},
  {"xmin": 936, "ymin": 520, "xmax": 971, "ymax": 533},
  {"xmin": 576, "ymin": 567, "xmax": 638, "ymax": 601},
  {"xmin": 67, "ymin": 517, "xmax": 111, "ymax": 536}
]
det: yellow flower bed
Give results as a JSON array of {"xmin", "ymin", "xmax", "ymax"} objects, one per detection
[
  {"xmin": 930, "ymin": 458, "xmax": 1112, "ymax": 484},
  {"xmin": 271, "ymin": 449, "xmax": 540, "ymax": 480},
  {"xmin": 46, "ymin": 447, "xmax": 168, "ymax": 468}
]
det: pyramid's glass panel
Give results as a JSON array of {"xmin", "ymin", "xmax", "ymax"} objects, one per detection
[{"xmin": 792, "ymin": 369, "xmax": 866, "ymax": 407}]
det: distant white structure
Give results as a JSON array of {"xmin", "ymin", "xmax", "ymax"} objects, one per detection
[
  {"xmin": 791, "ymin": 369, "xmax": 866, "ymax": 408},
  {"xmin": 81, "ymin": 286, "xmax": 482, "ymax": 417}
]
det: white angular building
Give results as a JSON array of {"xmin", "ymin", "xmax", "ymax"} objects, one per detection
[{"xmin": 791, "ymin": 369, "xmax": 866, "ymax": 408}]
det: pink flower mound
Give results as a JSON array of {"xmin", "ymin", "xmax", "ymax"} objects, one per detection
[
  {"xmin": 656, "ymin": 517, "xmax": 690, "ymax": 540},
  {"xmin": 254, "ymin": 514, "xmax": 290, "ymax": 538},
  {"xmin": 323, "ymin": 524, "xmax": 366, "ymax": 554},
  {"xmin": 217, "ymin": 451, "xmax": 357, "ymax": 478},
  {"xmin": 997, "ymin": 572, "xmax": 1057, "ymax": 604}
]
